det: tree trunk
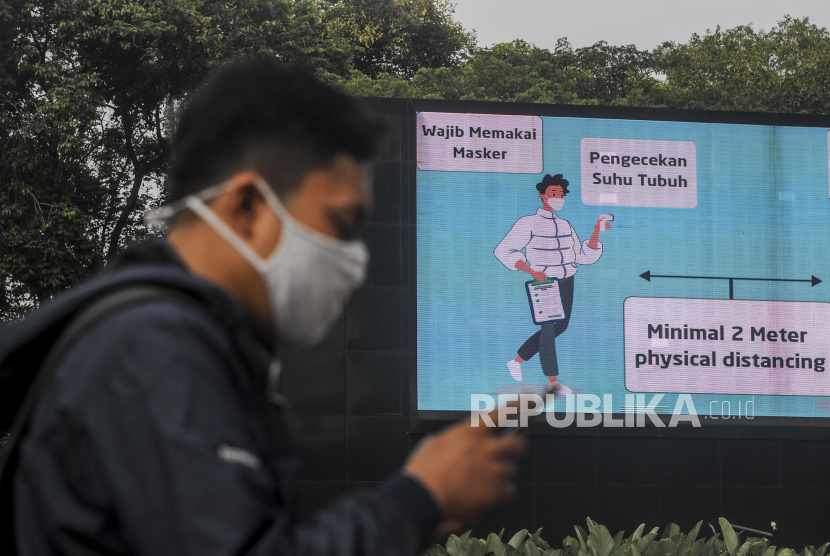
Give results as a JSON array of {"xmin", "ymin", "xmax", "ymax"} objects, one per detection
[
  {"xmin": 106, "ymin": 111, "xmax": 150, "ymax": 262},
  {"xmin": 106, "ymin": 168, "xmax": 146, "ymax": 261}
]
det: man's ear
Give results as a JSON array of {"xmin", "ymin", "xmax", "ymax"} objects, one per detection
[
  {"xmin": 234, "ymin": 184, "xmax": 262, "ymax": 217},
  {"xmin": 211, "ymin": 175, "xmax": 269, "ymax": 239}
]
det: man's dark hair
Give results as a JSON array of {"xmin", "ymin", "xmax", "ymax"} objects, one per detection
[
  {"xmin": 170, "ymin": 59, "xmax": 383, "ymax": 201},
  {"xmin": 535, "ymin": 174, "xmax": 569, "ymax": 195}
]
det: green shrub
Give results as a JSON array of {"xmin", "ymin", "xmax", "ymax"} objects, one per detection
[{"xmin": 427, "ymin": 518, "xmax": 826, "ymax": 556}]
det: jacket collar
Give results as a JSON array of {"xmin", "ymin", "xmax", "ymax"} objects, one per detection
[{"xmin": 536, "ymin": 207, "xmax": 558, "ymax": 219}]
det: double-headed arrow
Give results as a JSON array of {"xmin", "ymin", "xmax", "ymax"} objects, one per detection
[{"xmin": 640, "ymin": 271, "xmax": 821, "ymax": 299}]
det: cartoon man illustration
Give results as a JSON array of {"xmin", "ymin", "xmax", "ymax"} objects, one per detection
[{"xmin": 494, "ymin": 173, "xmax": 611, "ymax": 394}]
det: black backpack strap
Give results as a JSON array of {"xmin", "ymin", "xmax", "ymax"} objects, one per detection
[{"xmin": 0, "ymin": 285, "xmax": 202, "ymax": 553}]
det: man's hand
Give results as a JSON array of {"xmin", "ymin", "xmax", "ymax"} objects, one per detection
[
  {"xmin": 515, "ymin": 260, "xmax": 548, "ymax": 282},
  {"xmin": 588, "ymin": 214, "xmax": 613, "ymax": 249},
  {"xmin": 403, "ymin": 419, "xmax": 525, "ymax": 530}
]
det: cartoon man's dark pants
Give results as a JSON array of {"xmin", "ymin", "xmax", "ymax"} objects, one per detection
[{"xmin": 516, "ymin": 276, "xmax": 575, "ymax": 377}]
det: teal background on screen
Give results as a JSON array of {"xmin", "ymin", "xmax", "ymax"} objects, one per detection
[{"xmin": 416, "ymin": 116, "xmax": 830, "ymax": 416}]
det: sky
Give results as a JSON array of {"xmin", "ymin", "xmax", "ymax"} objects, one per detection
[{"xmin": 451, "ymin": 0, "xmax": 830, "ymax": 51}]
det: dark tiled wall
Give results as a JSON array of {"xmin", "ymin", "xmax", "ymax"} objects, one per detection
[{"xmin": 280, "ymin": 98, "xmax": 830, "ymax": 549}]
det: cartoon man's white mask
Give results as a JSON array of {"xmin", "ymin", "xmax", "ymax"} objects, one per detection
[{"xmin": 546, "ymin": 195, "xmax": 565, "ymax": 211}]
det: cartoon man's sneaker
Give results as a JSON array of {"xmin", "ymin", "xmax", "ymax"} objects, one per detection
[
  {"xmin": 507, "ymin": 360, "xmax": 522, "ymax": 381},
  {"xmin": 550, "ymin": 381, "xmax": 574, "ymax": 396}
]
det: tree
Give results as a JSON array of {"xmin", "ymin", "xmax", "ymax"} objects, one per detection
[
  {"xmin": 655, "ymin": 16, "xmax": 830, "ymax": 113},
  {"xmin": 571, "ymin": 41, "xmax": 659, "ymax": 104},
  {"xmin": 330, "ymin": 38, "xmax": 656, "ymax": 105},
  {"xmin": 1, "ymin": 0, "xmax": 109, "ymax": 318},
  {"xmin": 0, "ymin": 0, "xmax": 347, "ymax": 319},
  {"xmin": 323, "ymin": 0, "xmax": 474, "ymax": 77}
]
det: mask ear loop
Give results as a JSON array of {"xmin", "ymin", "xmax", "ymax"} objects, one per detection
[
  {"xmin": 143, "ymin": 181, "xmax": 232, "ymax": 228},
  {"xmin": 184, "ymin": 196, "xmax": 274, "ymax": 274},
  {"xmin": 252, "ymin": 179, "xmax": 320, "ymax": 248},
  {"xmin": 252, "ymin": 179, "xmax": 368, "ymax": 254},
  {"xmin": 253, "ymin": 179, "xmax": 292, "ymax": 220}
]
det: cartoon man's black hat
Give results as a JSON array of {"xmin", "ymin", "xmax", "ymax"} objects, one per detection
[{"xmin": 535, "ymin": 174, "xmax": 570, "ymax": 195}]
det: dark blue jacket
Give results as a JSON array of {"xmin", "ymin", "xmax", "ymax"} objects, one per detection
[{"xmin": 3, "ymin": 240, "xmax": 439, "ymax": 555}]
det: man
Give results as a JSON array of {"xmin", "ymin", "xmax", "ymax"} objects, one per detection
[
  {"xmin": 494, "ymin": 174, "xmax": 611, "ymax": 393},
  {"xmin": 2, "ymin": 60, "xmax": 524, "ymax": 555}
]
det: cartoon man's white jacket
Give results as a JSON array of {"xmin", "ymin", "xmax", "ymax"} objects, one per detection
[{"xmin": 494, "ymin": 208, "xmax": 602, "ymax": 279}]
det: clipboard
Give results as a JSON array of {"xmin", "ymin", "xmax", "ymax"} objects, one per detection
[{"xmin": 526, "ymin": 278, "xmax": 565, "ymax": 325}]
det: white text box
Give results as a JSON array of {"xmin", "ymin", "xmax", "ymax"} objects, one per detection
[
  {"xmin": 624, "ymin": 297, "xmax": 830, "ymax": 396},
  {"xmin": 581, "ymin": 138, "xmax": 697, "ymax": 208},
  {"xmin": 417, "ymin": 112, "xmax": 543, "ymax": 174}
]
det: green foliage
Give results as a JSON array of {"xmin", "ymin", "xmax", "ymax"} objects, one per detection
[
  {"xmin": 323, "ymin": 0, "xmax": 474, "ymax": 77},
  {"xmin": 330, "ymin": 15, "xmax": 830, "ymax": 115},
  {"xmin": 327, "ymin": 37, "xmax": 659, "ymax": 104},
  {"xmin": 0, "ymin": 0, "xmax": 348, "ymax": 319},
  {"xmin": 427, "ymin": 518, "xmax": 821, "ymax": 556},
  {"xmin": 654, "ymin": 16, "xmax": 830, "ymax": 114}
]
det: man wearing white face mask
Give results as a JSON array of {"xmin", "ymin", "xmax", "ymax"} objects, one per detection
[
  {"xmin": 494, "ymin": 174, "xmax": 611, "ymax": 391},
  {"xmin": 163, "ymin": 176, "xmax": 369, "ymax": 348},
  {"xmin": 1, "ymin": 60, "xmax": 525, "ymax": 556}
]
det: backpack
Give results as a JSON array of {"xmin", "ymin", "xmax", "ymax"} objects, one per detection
[{"xmin": 0, "ymin": 285, "xmax": 198, "ymax": 554}]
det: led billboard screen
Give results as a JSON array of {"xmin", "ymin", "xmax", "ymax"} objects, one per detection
[{"xmin": 415, "ymin": 109, "xmax": 830, "ymax": 419}]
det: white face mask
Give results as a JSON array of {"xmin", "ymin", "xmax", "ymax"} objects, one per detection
[
  {"xmin": 181, "ymin": 180, "xmax": 369, "ymax": 347},
  {"xmin": 546, "ymin": 195, "xmax": 565, "ymax": 211}
]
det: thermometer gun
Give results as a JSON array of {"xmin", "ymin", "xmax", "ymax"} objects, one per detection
[{"xmin": 599, "ymin": 214, "xmax": 614, "ymax": 231}]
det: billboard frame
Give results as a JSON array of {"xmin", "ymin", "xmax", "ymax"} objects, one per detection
[{"xmin": 397, "ymin": 97, "xmax": 830, "ymax": 432}]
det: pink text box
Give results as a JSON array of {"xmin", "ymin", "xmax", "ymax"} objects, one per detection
[{"xmin": 624, "ymin": 297, "xmax": 830, "ymax": 396}]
